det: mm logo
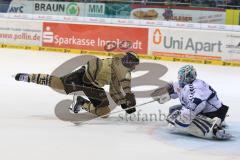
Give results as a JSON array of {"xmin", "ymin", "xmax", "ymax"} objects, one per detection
[
  {"xmin": 88, "ymin": 4, "xmax": 104, "ymax": 15},
  {"xmin": 66, "ymin": 3, "xmax": 80, "ymax": 16},
  {"xmin": 153, "ymin": 28, "xmax": 162, "ymax": 45}
]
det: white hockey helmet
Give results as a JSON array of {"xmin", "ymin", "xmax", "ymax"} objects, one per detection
[{"xmin": 178, "ymin": 65, "xmax": 197, "ymax": 87}]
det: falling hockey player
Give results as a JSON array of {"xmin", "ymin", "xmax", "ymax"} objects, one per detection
[
  {"xmin": 14, "ymin": 51, "xmax": 139, "ymax": 117},
  {"xmin": 151, "ymin": 65, "xmax": 232, "ymax": 140}
]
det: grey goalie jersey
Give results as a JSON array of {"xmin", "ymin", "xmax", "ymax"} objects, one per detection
[{"xmin": 171, "ymin": 79, "xmax": 222, "ymax": 115}]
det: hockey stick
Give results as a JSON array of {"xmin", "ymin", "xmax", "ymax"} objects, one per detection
[{"xmin": 72, "ymin": 99, "xmax": 156, "ymax": 125}]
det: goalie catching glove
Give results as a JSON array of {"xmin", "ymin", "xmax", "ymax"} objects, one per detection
[{"xmin": 151, "ymin": 84, "xmax": 172, "ymax": 104}]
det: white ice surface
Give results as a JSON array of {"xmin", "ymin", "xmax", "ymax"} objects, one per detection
[{"xmin": 0, "ymin": 48, "xmax": 240, "ymax": 160}]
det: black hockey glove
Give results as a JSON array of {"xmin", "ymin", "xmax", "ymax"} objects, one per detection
[
  {"xmin": 125, "ymin": 93, "xmax": 136, "ymax": 107},
  {"xmin": 167, "ymin": 83, "xmax": 175, "ymax": 95},
  {"xmin": 121, "ymin": 104, "xmax": 136, "ymax": 114}
]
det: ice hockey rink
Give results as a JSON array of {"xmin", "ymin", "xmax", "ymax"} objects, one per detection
[{"xmin": 0, "ymin": 48, "xmax": 240, "ymax": 160}]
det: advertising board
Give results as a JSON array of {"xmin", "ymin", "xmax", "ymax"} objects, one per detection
[
  {"xmin": 42, "ymin": 22, "xmax": 148, "ymax": 54},
  {"xmin": 0, "ymin": 19, "xmax": 42, "ymax": 46}
]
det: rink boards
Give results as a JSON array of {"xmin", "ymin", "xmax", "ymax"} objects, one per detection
[{"xmin": 0, "ymin": 15, "xmax": 240, "ymax": 67}]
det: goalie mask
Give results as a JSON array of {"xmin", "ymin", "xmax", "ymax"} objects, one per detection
[
  {"xmin": 178, "ymin": 65, "xmax": 197, "ymax": 87},
  {"xmin": 121, "ymin": 51, "xmax": 140, "ymax": 70}
]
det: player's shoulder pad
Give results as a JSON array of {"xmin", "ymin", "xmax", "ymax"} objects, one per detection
[{"xmin": 191, "ymin": 79, "xmax": 209, "ymax": 90}]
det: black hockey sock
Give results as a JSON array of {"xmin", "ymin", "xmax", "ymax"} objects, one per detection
[{"xmin": 30, "ymin": 74, "xmax": 52, "ymax": 86}]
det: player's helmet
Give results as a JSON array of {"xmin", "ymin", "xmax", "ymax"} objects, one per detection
[
  {"xmin": 121, "ymin": 51, "xmax": 140, "ymax": 70},
  {"xmin": 178, "ymin": 65, "xmax": 197, "ymax": 87}
]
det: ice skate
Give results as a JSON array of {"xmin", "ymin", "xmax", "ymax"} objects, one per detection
[
  {"xmin": 213, "ymin": 126, "xmax": 232, "ymax": 140},
  {"xmin": 71, "ymin": 96, "xmax": 88, "ymax": 114},
  {"xmin": 14, "ymin": 73, "xmax": 30, "ymax": 82}
]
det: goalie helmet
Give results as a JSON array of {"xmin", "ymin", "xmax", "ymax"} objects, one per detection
[
  {"xmin": 121, "ymin": 51, "xmax": 139, "ymax": 70},
  {"xmin": 178, "ymin": 65, "xmax": 197, "ymax": 87}
]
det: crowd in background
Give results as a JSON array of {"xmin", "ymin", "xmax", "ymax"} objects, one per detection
[
  {"xmin": 34, "ymin": 0, "xmax": 240, "ymax": 8},
  {"xmin": 0, "ymin": 0, "xmax": 239, "ymax": 8},
  {"xmin": 62, "ymin": 0, "xmax": 239, "ymax": 8}
]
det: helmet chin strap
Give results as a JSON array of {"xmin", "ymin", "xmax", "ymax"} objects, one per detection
[
  {"xmin": 129, "ymin": 66, "xmax": 136, "ymax": 71},
  {"xmin": 179, "ymin": 79, "xmax": 196, "ymax": 88},
  {"xmin": 122, "ymin": 62, "xmax": 136, "ymax": 71},
  {"xmin": 179, "ymin": 81, "xmax": 186, "ymax": 88}
]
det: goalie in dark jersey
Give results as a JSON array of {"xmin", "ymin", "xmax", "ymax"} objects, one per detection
[{"xmin": 15, "ymin": 51, "xmax": 139, "ymax": 117}]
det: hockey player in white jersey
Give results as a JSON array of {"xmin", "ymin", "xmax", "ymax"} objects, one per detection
[{"xmin": 152, "ymin": 65, "xmax": 231, "ymax": 140}]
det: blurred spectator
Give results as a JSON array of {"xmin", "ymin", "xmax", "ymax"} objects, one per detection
[
  {"xmin": 192, "ymin": 0, "xmax": 225, "ymax": 7},
  {"xmin": 226, "ymin": 0, "xmax": 240, "ymax": 6},
  {"xmin": 2, "ymin": 0, "xmax": 238, "ymax": 9},
  {"xmin": 0, "ymin": 0, "xmax": 11, "ymax": 13}
]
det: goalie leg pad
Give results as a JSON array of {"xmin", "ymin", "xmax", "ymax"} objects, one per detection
[
  {"xmin": 172, "ymin": 115, "xmax": 231, "ymax": 139},
  {"xmin": 169, "ymin": 115, "xmax": 215, "ymax": 139},
  {"xmin": 169, "ymin": 105, "xmax": 182, "ymax": 114},
  {"xmin": 167, "ymin": 107, "xmax": 194, "ymax": 128}
]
